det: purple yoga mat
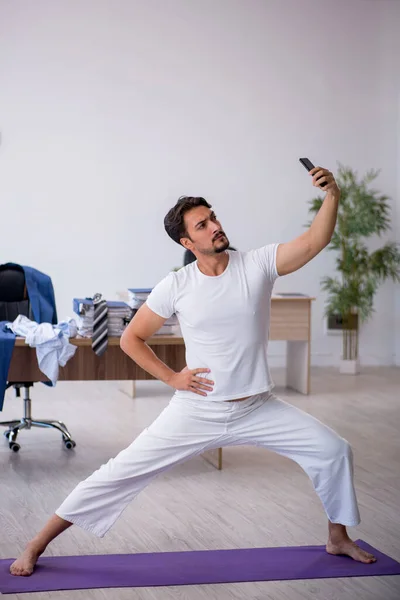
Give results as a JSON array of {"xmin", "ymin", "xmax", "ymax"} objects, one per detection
[{"xmin": 1, "ymin": 540, "xmax": 399, "ymax": 594}]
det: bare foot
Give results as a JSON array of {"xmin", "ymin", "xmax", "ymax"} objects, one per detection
[
  {"xmin": 326, "ymin": 539, "xmax": 376, "ymax": 563},
  {"xmin": 10, "ymin": 543, "xmax": 44, "ymax": 576}
]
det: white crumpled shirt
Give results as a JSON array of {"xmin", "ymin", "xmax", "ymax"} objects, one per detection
[{"xmin": 7, "ymin": 315, "xmax": 78, "ymax": 385}]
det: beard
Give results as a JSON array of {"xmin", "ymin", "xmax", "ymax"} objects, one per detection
[
  {"xmin": 213, "ymin": 233, "xmax": 230, "ymax": 253},
  {"xmin": 195, "ymin": 232, "xmax": 230, "ymax": 257},
  {"xmin": 214, "ymin": 237, "xmax": 230, "ymax": 253}
]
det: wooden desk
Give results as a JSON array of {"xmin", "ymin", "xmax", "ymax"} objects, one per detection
[
  {"xmin": 10, "ymin": 296, "xmax": 313, "ymax": 393},
  {"xmin": 269, "ymin": 295, "xmax": 314, "ymax": 395},
  {"xmin": 9, "ymin": 335, "xmax": 186, "ymax": 383}
]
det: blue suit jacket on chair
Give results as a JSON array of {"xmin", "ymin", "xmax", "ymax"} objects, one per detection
[{"xmin": 0, "ymin": 264, "xmax": 58, "ymax": 410}]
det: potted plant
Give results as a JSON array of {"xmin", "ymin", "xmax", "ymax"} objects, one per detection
[{"xmin": 307, "ymin": 165, "xmax": 400, "ymax": 374}]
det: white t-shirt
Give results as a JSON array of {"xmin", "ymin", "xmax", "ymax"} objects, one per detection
[{"xmin": 146, "ymin": 244, "xmax": 280, "ymax": 401}]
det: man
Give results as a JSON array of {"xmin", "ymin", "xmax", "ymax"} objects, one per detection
[{"xmin": 10, "ymin": 166, "xmax": 375, "ymax": 577}]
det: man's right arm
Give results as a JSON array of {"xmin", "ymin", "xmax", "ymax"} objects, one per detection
[
  {"xmin": 120, "ymin": 304, "xmax": 176, "ymax": 385},
  {"xmin": 120, "ymin": 305, "xmax": 213, "ymax": 396}
]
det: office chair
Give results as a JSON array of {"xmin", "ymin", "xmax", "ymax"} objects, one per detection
[{"xmin": 0, "ymin": 264, "xmax": 75, "ymax": 452}]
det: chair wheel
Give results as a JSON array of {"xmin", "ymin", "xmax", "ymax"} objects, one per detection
[
  {"xmin": 64, "ymin": 439, "xmax": 76, "ymax": 450},
  {"xmin": 9, "ymin": 442, "xmax": 20, "ymax": 452},
  {"xmin": 4, "ymin": 430, "xmax": 11, "ymax": 440}
]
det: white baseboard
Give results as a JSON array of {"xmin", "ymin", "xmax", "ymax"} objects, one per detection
[{"xmin": 267, "ymin": 353, "xmax": 397, "ymax": 368}]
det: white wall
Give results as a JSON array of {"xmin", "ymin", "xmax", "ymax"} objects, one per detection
[
  {"xmin": 392, "ymin": 2, "xmax": 400, "ymax": 366},
  {"xmin": 397, "ymin": 84, "xmax": 400, "ymax": 365},
  {"xmin": 370, "ymin": 0, "xmax": 400, "ymax": 367},
  {"xmin": 396, "ymin": 88, "xmax": 400, "ymax": 365},
  {"xmin": 0, "ymin": 0, "xmax": 398, "ymax": 366}
]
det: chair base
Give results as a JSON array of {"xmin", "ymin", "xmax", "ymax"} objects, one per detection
[
  {"xmin": 0, "ymin": 383, "xmax": 76, "ymax": 452},
  {"xmin": 1, "ymin": 418, "xmax": 76, "ymax": 452}
]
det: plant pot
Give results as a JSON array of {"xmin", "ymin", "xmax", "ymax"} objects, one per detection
[{"xmin": 339, "ymin": 358, "xmax": 360, "ymax": 375}]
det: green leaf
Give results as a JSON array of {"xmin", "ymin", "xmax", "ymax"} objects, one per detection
[{"xmin": 369, "ymin": 243, "xmax": 400, "ymax": 282}]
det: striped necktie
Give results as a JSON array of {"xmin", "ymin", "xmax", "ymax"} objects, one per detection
[{"xmin": 92, "ymin": 293, "xmax": 108, "ymax": 356}]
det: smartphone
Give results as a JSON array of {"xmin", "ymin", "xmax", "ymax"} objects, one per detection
[{"xmin": 299, "ymin": 157, "xmax": 327, "ymax": 187}]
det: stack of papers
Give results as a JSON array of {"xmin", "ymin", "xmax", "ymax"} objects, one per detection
[
  {"xmin": 127, "ymin": 288, "xmax": 180, "ymax": 335},
  {"xmin": 73, "ymin": 298, "xmax": 134, "ymax": 338},
  {"xmin": 127, "ymin": 288, "xmax": 153, "ymax": 310},
  {"xmin": 272, "ymin": 293, "xmax": 309, "ymax": 298}
]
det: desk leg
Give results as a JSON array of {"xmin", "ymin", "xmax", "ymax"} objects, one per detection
[
  {"xmin": 286, "ymin": 341, "xmax": 310, "ymax": 394},
  {"xmin": 201, "ymin": 448, "xmax": 223, "ymax": 470},
  {"xmin": 119, "ymin": 381, "xmax": 136, "ymax": 398}
]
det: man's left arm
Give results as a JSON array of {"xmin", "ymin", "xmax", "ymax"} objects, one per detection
[{"xmin": 276, "ymin": 166, "xmax": 340, "ymax": 276}]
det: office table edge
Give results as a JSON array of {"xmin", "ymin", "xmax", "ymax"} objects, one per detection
[{"xmin": 13, "ymin": 297, "xmax": 315, "ymax": 348}]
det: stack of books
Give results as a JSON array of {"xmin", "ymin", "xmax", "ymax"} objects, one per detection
[
  {"xmin": 127, "ymin": 288, "xmax": 180, "ymax": 335},
  {"xmin": 73, "ymin": 298, "xmax": 134, "ymax": 338},
  {"xmin": 127, "ymin": 288, "xmax": 153, "ymax": 310}
]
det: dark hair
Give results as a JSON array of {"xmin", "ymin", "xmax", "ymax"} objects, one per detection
[
  {"xmin": 183, "ymin": 246, "xmax": 237, "ymax": 266},
  {"xmin": 164, "ymin": 196, "xmax": 211, "ymax": 245}
]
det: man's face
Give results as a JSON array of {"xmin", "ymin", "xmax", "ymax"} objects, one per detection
[{"xmin": 182, "ymin": 206, "xmax": 230, "ymax": 256}]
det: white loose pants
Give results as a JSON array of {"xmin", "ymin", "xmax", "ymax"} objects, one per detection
[{"xmin": 56, "ymin": 392, "xmax": 361, "ymax": 537}]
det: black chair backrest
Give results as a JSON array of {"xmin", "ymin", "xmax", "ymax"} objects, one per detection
[{"xmin": 0, "ymin": 264, "xmax": 31, "ymax": 322}]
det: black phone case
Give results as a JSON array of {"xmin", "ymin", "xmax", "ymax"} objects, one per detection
[{"xmin": 299, "ymin": 158, "xmax": 327, "ymax": 187}]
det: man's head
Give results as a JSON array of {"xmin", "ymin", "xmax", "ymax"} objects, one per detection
[{"xmin": 164, "ymin": 196, "xmax": 230, "ymax": 257}]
